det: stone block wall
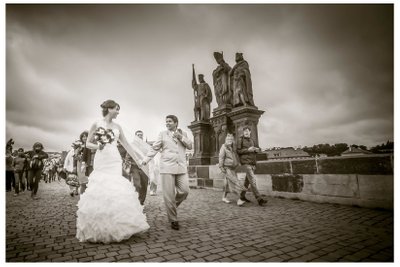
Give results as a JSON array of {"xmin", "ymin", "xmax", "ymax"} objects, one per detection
[{"xmin": 188, "ymin": 154, "xmax": 394, "ymax": 209}]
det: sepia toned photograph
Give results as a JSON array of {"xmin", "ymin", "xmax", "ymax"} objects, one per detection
[{"xmin": 5, "ymin": 2, "xmax": 394, "ymax": 263}]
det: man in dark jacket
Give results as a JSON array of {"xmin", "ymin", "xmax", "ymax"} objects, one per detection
[
  {"xmin": 237, "ymin": 126, "xmax": 267, "ymax": 206},
  {"xmin": 26, "ymin": 142, "xmax": 48, "ymax": 199},
  {"xmin": 118, "ymin": 130, "xmax": 149, "ymax": 206},
  {"xmin": 128, "ymin": 130, "xmax": 149, "ymax": 205}
]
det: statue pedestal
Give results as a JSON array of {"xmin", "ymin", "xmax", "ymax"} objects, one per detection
[
  {"xmin": 188, "ymin": 121, "xmax": 213, "ymax": 165},
  {"xmin": 210, "ymin": 105, "xmax": 235, "ymax": 165},
  {"xmin": 228, "ymin": 106, "xmax": 265, "ymax": 147},
  {"xmin": 212, "ymin": 104, "xmax": 232, "ymax": 117}
]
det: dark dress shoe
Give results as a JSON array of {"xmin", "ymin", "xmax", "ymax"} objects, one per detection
[
  {"xmin": 240, "ymin": 197, "xmax": 251, "ymax": 203},
  {"xmin": 171, "ymin": 221, "xmax": 180, "ymax": 230},
  {"xmin": 258, "ymin": 198, "xmax": 268, "ymax": 206}
]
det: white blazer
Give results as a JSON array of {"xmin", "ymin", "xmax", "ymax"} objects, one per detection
[{"xmin": 146, "ymin": 130, "xmax": 192, "ymax": 175}]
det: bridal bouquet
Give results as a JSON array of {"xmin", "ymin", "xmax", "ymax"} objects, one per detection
[
  {"xmin": 94, "ymin": 127, "xmax": 115, "ymax": 145},
  {"xmin": 72, "ymin": 140, "xmax": 84, "ymax": 161},
  {"xmin": 72, "ymin": 140, "xmax": 84, "ymax": 149}
]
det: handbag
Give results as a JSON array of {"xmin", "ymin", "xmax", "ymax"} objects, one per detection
[{"xmin": 66, "ymin": 173, "xmax": 80, "ymax": 187}]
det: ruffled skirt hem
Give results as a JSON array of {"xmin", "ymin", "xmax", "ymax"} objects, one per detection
[{"xmin": 76, "ymin": 170, "xmax": 150, "ymax": 243}]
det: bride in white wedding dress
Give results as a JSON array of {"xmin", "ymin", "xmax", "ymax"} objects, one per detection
[{"xmin": 76, "ymin": 100, "xmax": 150, "ymax": 243}]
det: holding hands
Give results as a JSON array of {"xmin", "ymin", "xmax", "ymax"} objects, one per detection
[{"xmin": 140, "ymin": 157, "xmax": 149, "ymax": 166}]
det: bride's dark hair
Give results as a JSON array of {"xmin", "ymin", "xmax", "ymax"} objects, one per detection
[
  {"xmin": 79, "ymin": 131, "xmax": 88, "ymax": 142},
  {"xmin": 100, "ymin": 100, "xmax": 120, "ymax": 117}
]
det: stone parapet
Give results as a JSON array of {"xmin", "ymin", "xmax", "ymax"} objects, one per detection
[{"xmin": 187, "ymin": 154, "xmax": 393, "ymax": 209}]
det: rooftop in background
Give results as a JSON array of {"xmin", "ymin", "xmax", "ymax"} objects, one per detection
[
  {"xmin": 265, "ymin": 147, "xmax": 310, "ymax": 160},
  {"xmin": 341, "ymin": 147, "xmax": 373, "ymax": 157}
]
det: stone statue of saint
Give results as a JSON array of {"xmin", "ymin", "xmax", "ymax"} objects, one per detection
[
  {"xmin": 192, "ymin": 64, "xmax": 201, "ymax": 121},
  {"xmin": 212, "ymin": 52, "xmax": 232, "ymax": 107},
  {"xmin": 192, "ymin": 65, "xmax": 212, "ymax": 121},
  {"xmin": 230, "ymin": 53, "xmax": 255, "ymax": 107}
]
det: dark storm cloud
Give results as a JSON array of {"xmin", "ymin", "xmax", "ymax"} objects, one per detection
[{"xmin": 6, "ymin": 4, "xmax": 393, "ymax": 151}]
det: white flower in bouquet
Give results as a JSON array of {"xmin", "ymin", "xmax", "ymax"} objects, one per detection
[
  {"xmin": 97, "ymin": 128, "xmax": 106, "ymax": 135},
  {"xmin": 105, "ymin": 129, "xmax": 115, "ymax": 143},
  {"xmin": 100, "ymin": 135, "xmax": 108, "ymax": 143},
  {"xmin": 94, "ymin": 127, "xmax": 116, "ymax": 145}
]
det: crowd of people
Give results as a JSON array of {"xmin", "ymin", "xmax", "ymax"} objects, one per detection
[
  {"xmin": 5, "ymin": 139, "xmax": 63, "ymax": 199},
  {"xmin": 6, "ymin": 99, "xmax": 267, "ymax": 244},
  {"xmin": 63, "ymin": 131, "xmax": 93, "ymax": 197},
  {"xmin": 218, "ymin": 126, "xmax": 267, "ymax": 206},
  {"xmin": 5, "ymin": 125, "xmax": 267, "ymax": 207},
  {"xmin": 5, "ymin": 128, "xmax": 161, "ymax": 204}
]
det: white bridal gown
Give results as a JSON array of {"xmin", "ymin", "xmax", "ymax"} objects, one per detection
[{"xmin": 76, "ymin": 121, "xmax": 149, "ymax": 243}]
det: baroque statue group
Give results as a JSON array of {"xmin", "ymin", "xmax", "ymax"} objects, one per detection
[
  {"xmin": 192, "ymin": 52, "xmax": 255, "ymax": 122},
  {"xmin": 189, "ymin": 52, "xmax": 265, "ymax": 166}
]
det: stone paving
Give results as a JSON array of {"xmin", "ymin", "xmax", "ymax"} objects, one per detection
[{"xmin": 6, "ymin": 180, "xmax": 393, "ymax": 262}]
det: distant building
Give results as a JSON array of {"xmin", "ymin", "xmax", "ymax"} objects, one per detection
[
  {"xmin": 341, "ymin": 147, "xmax": 372, "ymax": 157},
  {"xmin": 376, "ymin": 148, "xmax": 394, "ymax": 154},
  {"xmin": 265, "ymin": 147, "xmax": 311, "ymax": 160},
  {"xmin": 47, "ymin": 152, "xmax": 62, "ymax": 158}
]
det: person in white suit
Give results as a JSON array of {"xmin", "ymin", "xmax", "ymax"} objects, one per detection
[{"xmin": 142, "ymin": 115, "xmax": 192, "ymax": 230}]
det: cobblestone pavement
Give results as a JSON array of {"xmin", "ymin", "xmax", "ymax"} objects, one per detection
[{"xmin": 6, "ymin": 180, "xmax": 393, "ymax": 262}]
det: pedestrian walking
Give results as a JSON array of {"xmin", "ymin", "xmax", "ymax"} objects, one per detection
[
  {"xmin": 123, "ymin": 130, "xmax": 149, "ymax": 205},
  {"xmin": 26, "ymin": 142, "xmax": 49, "ymax": 199},
  {"xmin": 219, "ymin": 133, "xmax": 246, "ymax": 206},
  {"xmin": 13, "ymin": 148, "xmax": 27, "ymax": 195},
  {"xmin": 142, "ymin": 115, "xmax": 192, "ymax": 230},
  {"xmin": 76, "ymin": 131, "xmax": 90, "ymax": 194},
  {"xmin": 237, "ymin": 126, "xmax": 267, "ymax": 206},
  {"xmin": 5, "ymin": 150, "xmax": 14, "ymax": 192},
  {"xmin": 63, "ymin": 145, "xmax": 79, "ymax": 197}
]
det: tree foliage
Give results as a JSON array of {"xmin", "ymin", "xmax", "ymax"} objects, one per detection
[
  {"xmin": 269, "ymin": 141, "xmax": 393, "ymax": 157},
  {"xmin": 370, "ymin": 141, "xmax": 394, "ymax": 153},
  {"xmin": 303, "ymin": 143, "xmax": 349, "ymax": 157}
]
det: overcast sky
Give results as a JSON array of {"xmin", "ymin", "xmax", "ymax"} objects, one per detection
[{"xmin": 6, "ymin": 4, "xmax": 393, "ymax": 152}]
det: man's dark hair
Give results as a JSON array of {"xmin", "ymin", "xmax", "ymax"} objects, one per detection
[
  {"xmin": 135, "ymin": 130, "xmax": 143, "ymax": 135},
  {"xmin": 33, "ymin": 142, "xmax": 44, "ymax": 150},
  {"xmin": 243, "ymin": 126, "xmax": 251, "ymax": 131},
  {"xmin": 166, "ymin": 115, "xmax": 179, "ymax": 125}
]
